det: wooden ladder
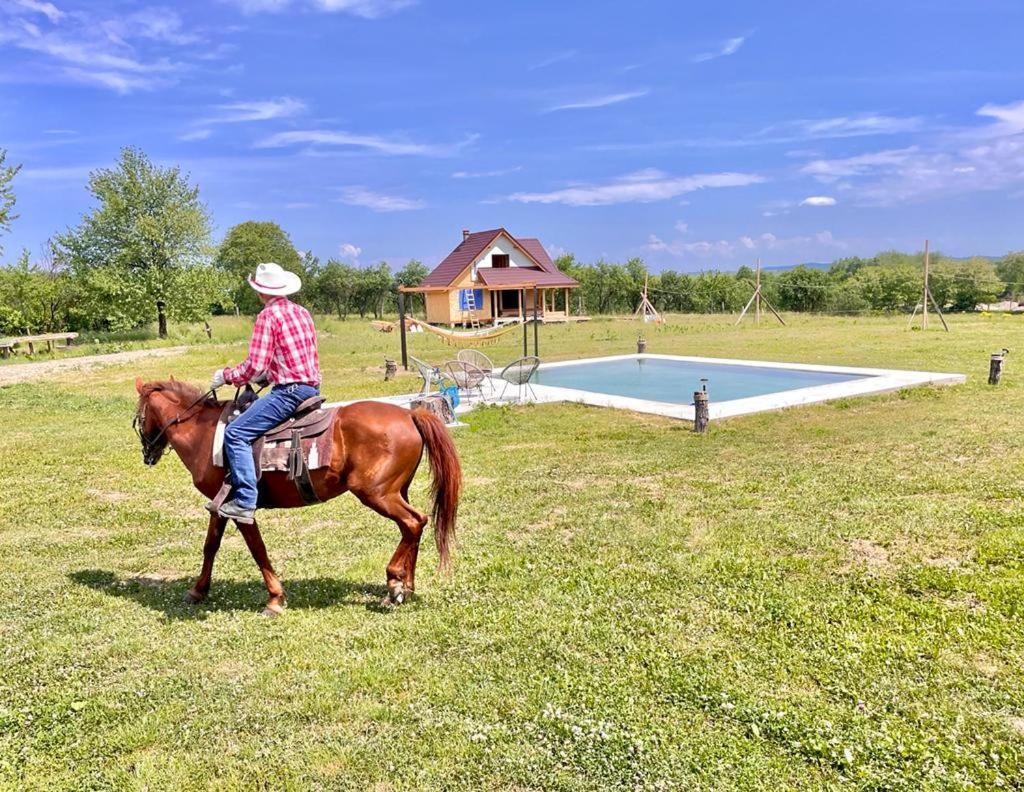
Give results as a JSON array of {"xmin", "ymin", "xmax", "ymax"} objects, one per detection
[{"xmin": 464, "ymin": 289, "xmax": 481, "ymax": 328}]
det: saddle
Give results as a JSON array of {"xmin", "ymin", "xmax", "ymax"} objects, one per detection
[{"xmin": 210, "ymin": 391, "xmax": 336, "ymax": 509}]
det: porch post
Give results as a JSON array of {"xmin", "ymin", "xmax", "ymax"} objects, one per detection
[
  {"xmin": 521, "ymin": 288, "xmax": 528, "ymax": 357},
  {"xmin": 398, "ymin": 291, "xmax": 408, "ymax": 370},
  {"xmin": 533, "ymin": 285, "xmax": 539, "ymax": 357}
]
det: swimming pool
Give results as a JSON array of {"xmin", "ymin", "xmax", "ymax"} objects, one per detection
[{"xmin": 518, "ymin": 354, "xmax": 965, "ymax": 422}]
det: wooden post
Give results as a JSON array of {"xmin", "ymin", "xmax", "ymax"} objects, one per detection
[
  {"xmin": 637, "ymin": 334, "xmax": 647, "ymax": 354},
  {"xmin": 922, "ymin": 240, "xmax": 930, "ymax": 331},
  {"xmin": 397, "ymin": 291, "xmax": 408, "ymax": 370},
  {"xmin": 693, "ymin": 390, "xmax": 709, "ymax": 433},
  {"xmin": 384, "ymin": 358, "xmax": 397, "ymax": 381},
  {"xmin": 989, "ymin": 349, "xmax": 1008, "ymax": 385},
  {"xmin": 755, "ymin": 257, "xmax": 761, "ymax": 325},
  {"xmin": 521, "ymin": 289, "xmax": 528, "ymax": 357},
  {"xmin": 533, "ymin": 286, "xmax": 539, "ymax": 357},
  {"xmin": 204, "ymin": 321, "xmax": 212, "ymax": 339}
]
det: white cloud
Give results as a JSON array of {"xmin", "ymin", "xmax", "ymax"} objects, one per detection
[
  {"xmin": 545, "ymin": 90, "xmax": 649, "ymax": 113},
  {"xmin": 800, "ymin": 195, "xmax": 837, "ymax": 206},
  {"xmin": 284, "ymin": 201, "xmax": 314, "ymax": 209},
  {"xmin": 0, "ymin": 2, "xmax": 194, "ymax": 93},
  {"xmin": 645, "ymin": 229, "xmax": 845, "ymax": 259},
  {"xmin": 509, "ymin": 169, "xmax": 764, "ymax": 206},
  {"xmin": 692, "ymin": 35, "xmax": 746, "ymax": 63},
  {"xmin": 339, "ymin": 242, "xmax": 362, "ymax": 260},
  {"xmin": 801, "ymin": 148, "xmax": 917, "ymax": 182},
  {"xmin": 452, "ymin": 166, "xmax": 522, "ymax": 179},
  {"xmin": 15, "ymin": 0, "xmax": 63, "ymax": 23},
  {"xmin": 205, "ymin": 97, "xmax": 306, "ymax": 124},
  {"xmin": 338, "ymin": 186, "xmax": 424, "ymax": 212},
  {"xmin": 769, "ymin": 114, "xmax": 923, "ymax": 140},
  {"xmin": 256, "ymin": 129, "xmax": 478, "ymax": 157},
  {"xmin": 179, "ymin": 128, "xmax": 212, "ymax": 141},
  {"xmin": 674, "ymin": 221, "xmax": 689, "ymax": 233},
  {"xmin": 222, "ymin": 0, "xmax": 415, "ymax": 18},
  {"xmin": 529, "ymin": 50, "xmax": 576, "ymax": 70}
]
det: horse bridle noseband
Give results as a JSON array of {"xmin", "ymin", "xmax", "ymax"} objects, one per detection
[{"xmin": 134, "ymin": 388, "xmax": 217, "ymax": 464}]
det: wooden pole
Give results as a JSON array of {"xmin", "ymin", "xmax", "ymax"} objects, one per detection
[
  {"xmin": 693, "ymin": 390, "xmax": 709, "ymax": 433},
  {"xmin": 989, "ymin": 349, "xmax": 1008, "ymax": 385},
  {"xmin": 397, "ymin": 291, "xmax": 408, "ymax": 370},
  {"xmin": 521, "ymin": 289, "xmax": 528, "ymax": 357},
  {"xmin": 922, "ymin": 240, "xmax": 930, "ymax": 331},
  {"xmin": 533, "ymin": 286, "xmax": 539, "ymax": 357},
  {"xmin": 755, "ymin": 257, "xmax": 761, "ymax": 325}
]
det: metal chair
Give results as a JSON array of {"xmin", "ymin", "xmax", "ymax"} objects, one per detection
[
  {"xmin": 443, "ymin": 360, "xmax": 487, "ymax": 402},
  {"xmin": 456, "ymin": 349, "xmax": 494, "ymax": 375},
  {"xmin": 497, "ymin": 356, "xmax": 540, "ymax": 403},
  {"xmin": 409, "ymin": 355, "xmax": 444, "ymax": 396}
]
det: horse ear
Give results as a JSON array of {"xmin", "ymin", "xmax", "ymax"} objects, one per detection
[
  {"xmin": 169, "ymin": 374, "xmax": 176, "ymax": 382},
  {"xmin": 135, "ymin": 377, "xmax": 144, "ymax": 394}
]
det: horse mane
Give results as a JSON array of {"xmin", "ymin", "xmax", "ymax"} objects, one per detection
[{"xmin": 138, "ymin": 379, "xmax": 221, "ymax": 408}]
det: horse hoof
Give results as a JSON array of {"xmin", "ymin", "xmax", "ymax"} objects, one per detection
[
  {"xmin": 184, "ymin": 589, "xmax": 205, "ymax": 604},
  {"xmin": 260, "ymin": 605, "xmax": 284, "ymax": 618}
]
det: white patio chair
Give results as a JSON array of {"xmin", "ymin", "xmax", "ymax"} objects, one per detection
[
  {"xmin": 456, "ymin": 349, "xmax": 494, "ymax": 374},
  {"xmin": 498, "ymin": 356, "xmax": 541, "ymax": 403},
  {"xmin": 409, "ymin": 355, "xmax": 444, "ymax": 396},
  {"xmin": 443, "ymin": 360, "xmax": 487, "ymax": 402}
]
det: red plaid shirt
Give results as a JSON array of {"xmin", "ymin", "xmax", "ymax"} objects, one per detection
[{"xmin": 224, "ymin": 297, "xmax": 321, "ymax": 387}]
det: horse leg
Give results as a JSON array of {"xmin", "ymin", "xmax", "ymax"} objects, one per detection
[
  {"xmin": 236, "ymin": 520, "xmax": 287, "ymax": 617},
  {"xmin": 185, "ymin": 514, "xmax": 227, "ymax": 604},
  {"xmin": 361, "ymin": 491, "xmax": 427, "ymax": 606}
]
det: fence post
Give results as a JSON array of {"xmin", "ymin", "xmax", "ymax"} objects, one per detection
[
  {"xmin": 989, "ymin": 348, "xmax": 1008, "ymax": 385},
  {"xmin": 637, "ymin": 334, "xmax": 647, "ymax": 354},
  {"xmin": 384, "ymin": 358, "xmax": 397, "ymax": 381},
  {"xmin": 397, "ymin": 291, "xmax": 408, "ymax": 370},
  {"xmin": 693, "ymin": 390, "xmax": 709, "ymax": 433}
]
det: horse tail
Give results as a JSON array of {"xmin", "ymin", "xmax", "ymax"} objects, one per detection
[{"xmin": 410, "ymin": 409, "xmax": 461, "ymax": 572}]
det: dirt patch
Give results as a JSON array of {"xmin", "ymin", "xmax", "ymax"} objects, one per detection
[
  {"xmin": 843, "ymin": 538, "xmax": 892, "ymax": 574},
  {"xmin": 1007, "ymin": 716, "xmax": 1024, "ymax": 736},
  {"xmin": 973, "ymin": 653, "xmax": 1002, "ymax": 678},
  {"xmin": 87, "ymin": 488, "xmax": 131, "ymax": 503},
  {"xmin": 0, "ymin": 346, "xmax": 188, "ymax": 386}
]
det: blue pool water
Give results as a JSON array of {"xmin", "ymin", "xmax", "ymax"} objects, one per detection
[{"xmin": 533, "ymin": 357, "xmax": 871, "ymax": 404}]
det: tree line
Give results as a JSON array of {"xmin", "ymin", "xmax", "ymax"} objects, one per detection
[{"xmin": 1, "ymin": 146, "xmax": 1022, "ymax": 338}]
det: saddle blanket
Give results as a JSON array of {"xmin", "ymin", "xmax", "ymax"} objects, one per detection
[{"xmin": 212, "ymin": 411, "xmax": 333, "ymax": 472}]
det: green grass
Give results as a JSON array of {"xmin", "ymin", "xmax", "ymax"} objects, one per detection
[{"xmin": 1, "ymin": 313, "xmax": 1023, "ymax": 790}]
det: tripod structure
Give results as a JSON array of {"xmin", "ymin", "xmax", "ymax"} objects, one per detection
[
  {"xmin": 907, "ymin": 239, "xmax": 949, "ymax": 332},
  {"xmin": 635, "ymin": 274, "xmax": 663, "ymax": 323},
  {"xmin": 736, "ymin": 258, "xmax": 785, "ymax": 326}
]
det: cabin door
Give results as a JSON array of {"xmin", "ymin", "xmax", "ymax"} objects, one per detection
[{"xmin": 499, "ymin": 290, "xmax": 519, "ymax": 314}]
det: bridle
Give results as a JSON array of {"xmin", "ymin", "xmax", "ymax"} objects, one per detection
[{"xmin": 134, "ymin": 388, "xmax": 217, "ymax": 465}]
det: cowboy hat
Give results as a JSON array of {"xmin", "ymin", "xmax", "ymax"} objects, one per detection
[{"xmin": 247, "ymin": 262, "xmax": 302, "ymax": 296}]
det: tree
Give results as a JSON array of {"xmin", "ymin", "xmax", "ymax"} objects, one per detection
[
  {"xmin": 394, "ymin": 259, "xmax": 429, "ymax": 315},
  {"xmin": 353, "ymin": 262, "xmax": 395, "ymax": 318},
  {"xmin": 215, "ymin": 221, "xmax": 304, "ymax": 314},
  {"xmin": 54, "ymin": 147, "xmax": 216, "ymax": 337},
  {"xmin": 997, "ymin": 251, "xmax": 1024, "ymax": 299},
  {"xmin": 774, "ymin": 266, "xmax": 831, "ymax": 312},
  {"xmin": 0, "ymin": 148, "xmax": 22, "ymax": 254},
  {"xmin": 313, "ymin": 259, "xmax": 359, "ymax": 319}
]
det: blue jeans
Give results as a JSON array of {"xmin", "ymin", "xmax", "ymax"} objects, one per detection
[{"xmin": 223, "ymin": 383, "xmax": 320, "ymax": 509}]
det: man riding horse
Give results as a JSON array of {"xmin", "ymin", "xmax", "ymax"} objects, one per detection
[{"xmin": 210, "ymin": 261, "xmax": 321, "ymax": 524}]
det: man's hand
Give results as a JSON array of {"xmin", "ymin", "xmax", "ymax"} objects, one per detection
[{"xmin": 210, "ymin": 369, "xmax": 226, "ymax": 390}]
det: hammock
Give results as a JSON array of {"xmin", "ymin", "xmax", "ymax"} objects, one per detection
[{"xmin": 372, "ymin": 318, "xmax": 523, "ymax": 347}]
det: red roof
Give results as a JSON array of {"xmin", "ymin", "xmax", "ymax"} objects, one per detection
[
  {"xmin": 477, "ymin": 267, "xmax": 576, "ymax": 287},
  {"xmin": 419, "ymin": 228, "xmax": 578, "ymax": 289}
]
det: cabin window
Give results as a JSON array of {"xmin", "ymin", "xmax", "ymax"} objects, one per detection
[
  {"xmin": 459, "ymin": 289, "xmax": 484, "ymax": 311},
  {"xmin": 491, "ymin": 253, "xmax": 510, "ymax": 268}
]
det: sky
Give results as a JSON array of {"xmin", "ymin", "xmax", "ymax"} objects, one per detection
[{"xmin": 2, "ymin": 0, "xmax": 1024, "ymax": 272}]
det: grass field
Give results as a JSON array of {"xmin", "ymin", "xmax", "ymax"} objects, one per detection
[{"xmin": 1, "ymin": 313, "xmax": 1023, "ymax": 790}]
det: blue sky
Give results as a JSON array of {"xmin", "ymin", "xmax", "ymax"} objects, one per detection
[{"xmin": 2, "ymin": 0, "xmax": 1024, "ymax": 272}]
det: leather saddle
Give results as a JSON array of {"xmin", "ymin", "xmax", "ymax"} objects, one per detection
[{"xmin": 211, "ymin": 388, "xmax": 336, "ymax": 509}]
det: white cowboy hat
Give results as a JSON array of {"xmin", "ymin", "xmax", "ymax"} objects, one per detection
[{"xmin": 247, "ymin": 262, "xmax": 301, "ymax": 296}]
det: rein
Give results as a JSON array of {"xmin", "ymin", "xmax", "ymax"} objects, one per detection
[{"xmin": 134, "ymin": 387, "xmax": 217, "ymax": 463}]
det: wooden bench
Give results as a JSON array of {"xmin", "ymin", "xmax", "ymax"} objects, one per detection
[{"xmin": 0, "ymin": 332, "xmax": 79, "ymax": 358}]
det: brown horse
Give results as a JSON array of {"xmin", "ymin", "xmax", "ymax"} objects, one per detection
[{"xmin": 133, "ymin": 378, "xmax": 461, "ymax": 615}]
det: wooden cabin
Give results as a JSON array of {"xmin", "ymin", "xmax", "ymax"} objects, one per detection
[{"xmin": 410, "ymin": 228, "xmax": 581, "ymax": 326}]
